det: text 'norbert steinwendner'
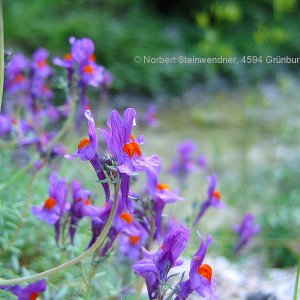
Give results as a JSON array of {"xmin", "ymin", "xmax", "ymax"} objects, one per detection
[{"xmin": 142, "ymin": 56, "xmax": 238, "ymax": 64}]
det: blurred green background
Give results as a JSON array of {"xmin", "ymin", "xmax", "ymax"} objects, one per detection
[
  {"xmin": 3, "ymin": 0, "xmax": 300, "ymax": 96},
  {"xmin": 1, "ymin": 1, "xmax": 300, "ymax": 298}
]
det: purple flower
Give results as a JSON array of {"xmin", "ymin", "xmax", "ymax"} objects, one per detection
[
  {"xmin": 69, "ymin": 180, "xmax": 101, "ymax": 244},
  {"xmin": 65, "ymin": 110, "xmax": 110, "ymax": 201},
  {"xmin": 194, "ymin": 174, "xmax": 224, "ymax": 225},
  {"xmin": 169, "ymin": 140, "xmax": 197, "ymax": 187},
  {"xmin": 71, "ymin": 37, "xmax": 106, "ymax": 88},
  {"xmin": 145, "ymin": 104, "xmax": 159, "ymax": 127},
  {"xmin": 65, "ymin": 110, "xmax": 98, "ymax": 161},
  {"xmin": 53, "ymin": 37, "xmax": 76, "ymax": 69},
  {"xmin": 32, "ymin": 48, "xmax": 52, "ymax": 78},
  {"xmin": 32, "ymin": 173, "xmax": 69, "ymax": 225},
  {"xmin": 101, "ymin": 108, "xmax": 161, "ymax": 207},
  {"xmin": 175, "ymin": 234, "xmax": 216, "ymax": 300},
  {"xmin": 0, "ymin": 279, "xmax": 46, "ymax": 300},
  {"xmin": 79, "ymin": 62, "xmax": 104, "ymax": 88},
  {"xmin": 53, "ymin": 51, "xmax": 74, "ymax": 69},
  {"xmin": 32, "ymin": 173, "xmax": 69, "ymax": 244},
  {"xmin": 118, "ymin": 221, "xmax": 148, "ymax": 260},
  {"xmin": 233, "ymin": 213, "xmax": 261, "ymax": 253},
  {"xmin": 71, "ymin": 37, "xmax": 95, "ymax": 64},
  {"xmin": 146, "ymin": 165, "xmax": 183, "ymax": 240},
  {"xmin": 31, "ymin": 77, "xmax": 53, "ymax": 100},
  {"xmin": 103, "ymin": 108, "xmax": 161, "ymax": 175},
  {"xmin": 133, "ymin": 225, "xmax": 190, "ymax": 299},
  {"xmin": 5, "ymin": 52, "xmax": 29, "ymax": 94}
]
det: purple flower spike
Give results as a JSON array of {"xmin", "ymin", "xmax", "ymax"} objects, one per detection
[
  {"xmin": 146, "ymin": 165, "xmax": 183, "ymax": 240},
  {"xmin": 0, "ymin": 279, "xmax": 47, "ymax": 300},
  {"xmin": 133, "ymin": 225, "xmax": 190, "ymax": 299},
  {"xmin": 175, "ymin": 234, "xmax": 217, "ymax": 300},
  {"xmin": 194, "ymin": 174, "xmax": 224, "ymax": 226},
  {"xmin": 5, "ymin": 52, "xmax": 29, "ymax": 94},
  {"xmin": 32, "ymin": 173, "xmax": 69, "ymax": 244},
  {"xmin": 65, "ymin": 110, "xmax": 98, "ymax": 161},
  {"xmin": 233, "ymin": 213, "xmax": 261, "ymax": 253},
  {"xmin": 71, "ymin": 37, "xmax": 95, "ymax": 64},
  {"xmin": 102, "ymin": 108, "xmax": 161, "ymax": 207},
  {"xmin": 65, "ymin": 110, "xmax": 110, "ymax": 201},
  {"xmin": 104, "ymin": 108, "xmax": 161, "ymax": 175},
  {"xmin": 32, "ymin": 48, "xmax": 52, "ymax": 78}
]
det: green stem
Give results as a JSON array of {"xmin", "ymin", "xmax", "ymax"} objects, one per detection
[
  {"xmin": 0, "ymin": 182, "xmax": 120, "ymax": 286},
  {"xmin": 85, "ymin": 181, "xmax": 120, "ymax": 299},
  {"xmin": 0, "ymin": 0, "xmax": 3, "ymax": 110},
  {"xmin": 293, "ymin": 256, "xmax": 300, "ymax": 300}
]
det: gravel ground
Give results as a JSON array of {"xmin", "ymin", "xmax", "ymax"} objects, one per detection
[{"xmin": 172, "ymin": 255, "xmax": 297, "ymax": 300}]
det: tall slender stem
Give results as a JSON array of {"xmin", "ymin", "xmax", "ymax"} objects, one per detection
[
  {"xmin": 0, "ymin": 182, "xmax": 120, "ymax": 286},
  {"xmin": 0, "ymin": 0, "xmax": 3, "ymax": 110},
  {"xmin": 293, "ymin": 256, "xmax": 300, "ymax": 300}
]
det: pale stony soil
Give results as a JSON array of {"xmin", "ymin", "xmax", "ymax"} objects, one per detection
[{"xmin": 172, "ymin": 255, "xmax": 296, "ymax": 300}]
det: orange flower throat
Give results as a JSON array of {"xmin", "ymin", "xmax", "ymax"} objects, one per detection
[
  {"xmin": 213, "ymin": 190, "xmax": 221, "ymax": 200},
  {"xmin": 197, "ymin": 264, "xmax": 212, "ymax": 282},
  {"xmin": 120, "ymin": 211, "xmax": 133, "ymax": 224},
  {"xmin": 37, "ymin": 60, "xmax": 47, "ymax": 68},
  {"xmin": 84, "ymin": 198, "xmax": 91, "ymax": 206},
  {"xmin": 83, "ymin": 65, "xmax": 94, "ymax": 74},
  {"xmin": 129, "ymin": 235, "xmax": 140, "ymax": 245},
  {"xmin": 156, "ymin": 183, "xmax": 171, "ymax": 191},
  {"xmin": 30, "ymin": 292, "xmax": 40, "ymax": 300},
  {"xmin": 78, "ymin": 137, "xmax": 90, "ymax": 150},
  {"xmin": 44, "ymin": 198, "xmax": 57, "ymax": 210},
  {"xmin": 123, "ymin": 142, "xmax": 142, "ymax": 158},
  {"xmin": 15, "ymin": 73, "xmax": 25, "ymax": 83},
  {"xmin": 64, "ymin": 53, "xmax": 72, "ymax": 61}
]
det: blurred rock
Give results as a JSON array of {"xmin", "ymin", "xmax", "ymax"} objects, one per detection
[{"xmin": 246, "ymin": 291, "xmax": 277, "ymax": 300}]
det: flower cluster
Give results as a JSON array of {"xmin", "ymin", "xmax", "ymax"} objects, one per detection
[
  {"xmin": 0, "ymin": 37, "xmax": 263, "ymax": 300},
  {"xmin": 53, "ymin": 37, "xmax": 113, "ymax": 113},
  {"xmin": 0, "ymin": 37, "xmax": 113, "ymax": 174},
  {"xmin": 32, "ymin": 172, "xmax": 102, "ymax": 246},
  {"xmin": 133, "ymin": 226, "xmax": 216, "ymax": 299}
]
